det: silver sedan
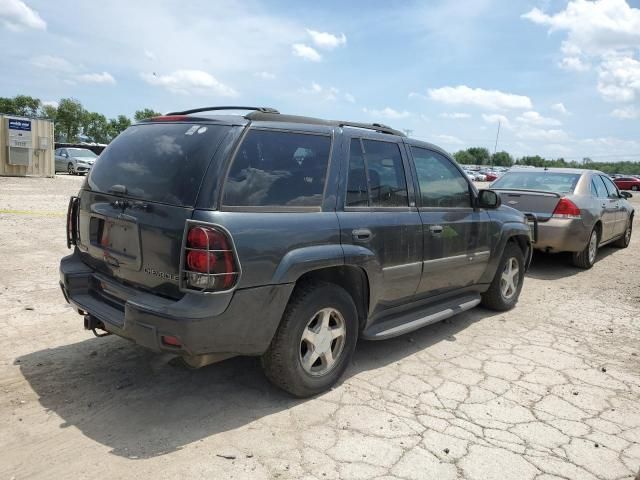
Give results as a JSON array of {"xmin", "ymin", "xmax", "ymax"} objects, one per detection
[{"xmin": 490, "ymin": 168, "xmax": 634, "ymax": 268}]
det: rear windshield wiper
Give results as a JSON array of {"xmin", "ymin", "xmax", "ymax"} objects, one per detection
[{"xmin": 109, "ymin": 184, "xmax": 128, "ymax": 195}]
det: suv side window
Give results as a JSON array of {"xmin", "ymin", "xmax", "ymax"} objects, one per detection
[
  {"xmin": 345, "ymin": 138, "xmax": 408, "ymax": 208},
  {"xmin": 411, "ymin": 147, "xmax": 471, "ymax": 208},
  {"xmin": 223, "ymin": 130, "xmax": 331, "ymax": 207},
  {"xmin": 591, "ymin": 175, "xmax": 608, "ymax": 198},
  {"xmin": 601, "ymin": 175, "xmax": 620, "ymax": 198}
]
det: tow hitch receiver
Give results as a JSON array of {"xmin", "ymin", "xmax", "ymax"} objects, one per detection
[{"xmin": 84, "ymin": 314, "xmax": 111, "ymax": 338}]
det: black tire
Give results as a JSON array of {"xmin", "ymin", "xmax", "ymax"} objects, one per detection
[
  {"xmin": 572, "ymin": 227, "xmax": 599, "ymax": 269},
  {"xmin": 261, "ymin": 281, "xmax": 358, "ymax": 398},
  {"xmin": 613, "ymin": 217, "xmax": 633, "ymax": 248},
  {"xmin": 481, "ymin": 242, "xmax": 525, "ymax": 311},
  {"xmin": 67, "ymin": 163, "xmax": 76, "ymax": 175},
  {"xmin": 632, "ymin": 185, "xmax": 639, "ymax": 191}
]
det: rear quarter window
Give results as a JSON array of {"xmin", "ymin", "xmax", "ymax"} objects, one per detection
[
  {"xmin": 87, "ymin": 123, "xmax": 230, "ymax": 206},
  {"xmin": 222, "ymin": 130, "xmax": 331, "ymax": 207}
]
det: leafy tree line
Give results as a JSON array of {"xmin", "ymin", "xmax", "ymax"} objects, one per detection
[
  {"xmin": 0, "ymin": 94, "xmax": 160, "ymax": 144},
  {"xmin": 453, "ymin": 147, "xmax": 640, "ymax": 175}
]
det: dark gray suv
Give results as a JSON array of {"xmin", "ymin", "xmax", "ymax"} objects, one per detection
[{"xmin": 60, "ymin": 107, "xmax": 533, "ymax": 397}]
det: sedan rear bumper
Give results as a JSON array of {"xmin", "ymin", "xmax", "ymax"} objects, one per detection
[{"xmin": 533, "ymin": 218, "xmax": 591, "ymax": 253}]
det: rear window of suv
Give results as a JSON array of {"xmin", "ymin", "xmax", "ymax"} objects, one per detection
[
  {"xmin": 222, "ymin": 130, "xmax": 331, "ymax": 207},
  {"xmin": 87, "ymin": 123, "xmax": 230, "ymax": 206}
]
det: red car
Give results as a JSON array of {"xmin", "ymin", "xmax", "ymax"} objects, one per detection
[{"xmin": 613, "ymin": 176, "xmax": 640, "ymax": 191}]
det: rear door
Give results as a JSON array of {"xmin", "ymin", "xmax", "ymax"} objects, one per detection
[
  {"xmin": 600, "ymin": 175, "xmax": 626, "ymax": 238},
  {"xmin": 408, "ymin": 146, "xmax": 491, "ymax": 295},
  {"xmin": 591, "ymin": 174, "xmax": 616, "ymax": 240},
  {"xmin": 76, "ymin": 121, "xmax": 233, "ymax": 298},
  {"xmin": 337, "ymin": 134, "xmax": 422, "ymax": 311}
]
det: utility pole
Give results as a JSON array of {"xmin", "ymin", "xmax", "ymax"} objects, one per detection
[{"xmin": 492, "ymin": 120, "xmax": 501, "ymax": 166}]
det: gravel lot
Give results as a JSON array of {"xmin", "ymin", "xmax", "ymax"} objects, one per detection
[{"xmin": 1, "ymin": 175, "xmax": 639, "ymax": 480}]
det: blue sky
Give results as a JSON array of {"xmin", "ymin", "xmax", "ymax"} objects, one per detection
[{"xmin": 1, "ymin": 0, "xmax": 639, "ymax": 161}]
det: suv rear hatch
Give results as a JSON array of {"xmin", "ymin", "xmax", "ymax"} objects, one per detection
[{"xmin": 73, "ymin": 121, "xmax": 233, "ymax": 299}]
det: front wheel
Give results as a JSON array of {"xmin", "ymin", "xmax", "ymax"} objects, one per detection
[
  {"xmin": 67, "ymin": 162, "xmax": 76, "ymax": 175},
  {"xmin": 572, "ymin": 228, "xmax": 599, "ymax": 269},
  {"xmin": 261, "ymin": 282, "xmax": 358, "ymax": 397},
  {"xmin": 481, "ymin": 242, "xmax": 525, "ymax": 311}
]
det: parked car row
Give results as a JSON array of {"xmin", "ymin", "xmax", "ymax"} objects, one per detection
[{"xmin": 58, "ymin": 107, "xmax": 634, "ymax": 397}]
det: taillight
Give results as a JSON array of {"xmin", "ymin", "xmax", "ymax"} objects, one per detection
[
  {"xmin": 149, "ymin": 115, "xmax": 189, "ymax": 122},
  {"xmin": 182, "ymin": 223, "xmax": 239, "ymax": 292},
  {"xmin": 552, "ymin": 197, "xmax": 581, "ymax": 219},
  {"xmin": 66, "ymin": 196, "xmax": 80, "ymax": 248}
]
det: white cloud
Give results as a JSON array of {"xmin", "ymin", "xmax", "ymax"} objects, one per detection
[
  {"xmin": 551, "ymin": 103, "xmax": 569, "ymax": 115},
  {"xmin": 344, "ymin": 93, "xmax": 356, "ymax": 104},
  {"xmin": 0, "ymin": 0, "xmax": 46, "ymax": 30},
  {"xmin": 42, "ymin": 100, "xmax": 58, "ymax": 108},
  {"xmin": 141, "ymin": 69, "xmax": 237, "ymax": 97},
  {"xmin": 523, "ymin": 0, "xmax": 640, "ymax": 103},
  {"xmin": 516, "ymin": 111, "xmax": 562, "ymax": 127},
  {"xmin": 408, "ymin": 92, "xmax": 428, "ymax": 100},
  {"xmin": 78, "ymin": 71, "xmax": 115, "ymax": 84},
  {"xmin": 516, "ymin": 128, "xmax": 569, "ymax": 142},
  {"xmin": 439, "ymin": 112, "xmax": 471, "ymax": 119},
  {"xmin": 434, "ymin": 134, "xmax": 464, "ymax": 145},
  {"xmin": 428, "ymin": 85, "xmax": 532, "ymax": 110},
  {"xmin": 611, "ymin": 105, "xmax": 639, "ymax": 119},
  {"xmin": 363, "ymin": 107, "xmax": 410, "ymax": 119},
  {"xmin": 597, "ymin": 55, "xmax": 640, "ymax": 102},
  {"xmin": 30, "ymin": 55, "xmax": 74, "ymax": 72},
  {"xmin": 292, "ymin": 43, "xmax": 322, "ymax": 62},
  {"xmin": 299, "ymin": 82, "xmax": 353, "ymax": 103},
  {"xmin": 306, "ymin": 29, "xmax": 346, "ymax": 49},
  {"xmin": 255, "ymin": 71, "xmax": 276, "ymax": 80},
  {"xmin": 144, "ymin": 49, "xmax": 156, "ymax": 61},
  {"xmin": 481, "ymin": 113, "xmax": 512, "ymax": 129}
]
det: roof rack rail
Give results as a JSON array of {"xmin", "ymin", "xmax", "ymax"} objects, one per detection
[
  {"xmin": 337, "ymin": 121, "xmax": 405, "ymax": 137},
  {"xmin": 165, "ymin": 106, "xmax": 280, "ymax": 115},
  {"xmin": 244, "ymin": 111, "xmax": 406, "ymax": 137}
]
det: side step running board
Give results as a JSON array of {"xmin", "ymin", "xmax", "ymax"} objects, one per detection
[{"xmin": 362, "ymin": 294, "xmax": 481, "ymax": 341}]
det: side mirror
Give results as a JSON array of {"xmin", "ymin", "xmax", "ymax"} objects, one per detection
[
  {"xmin": 477, "ymin": 189, "xmax": 501, "ymax": 209},
  {"xmin": 620, "ymin": 191, "xmax": 632, "ymax": 199}
]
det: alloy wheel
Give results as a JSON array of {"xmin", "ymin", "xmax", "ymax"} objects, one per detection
[
  {"xmin": 500, "ymin": 257, "xmax": 520, "ymax": 300},
  {"xmin": 67, "ymin": 163, "xmax": 75, "ymax": 175},
  {"xmin": 588, "ymin": 231, "xmax": 598, "ymax": 264},
  {"xmin": 299, "ymin": 308, "xmax": 346, "ymax": 377}
]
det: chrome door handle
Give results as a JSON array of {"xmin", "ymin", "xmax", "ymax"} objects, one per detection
[
  {"xmin": 352, "ymin": 228, "xmax": 372, "ymax": 242},
  {"xmin": 430, "ymin": 225, "xmax": 444, "ymax": 235}
]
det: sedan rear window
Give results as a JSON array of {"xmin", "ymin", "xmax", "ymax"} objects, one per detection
[
  {"xmin": 491, "ymin": 171, "xmax": 580, "ymax": 194},
  {"xmin": 87, "ymin": 123, "xmax": 230, "ymax": 206}
]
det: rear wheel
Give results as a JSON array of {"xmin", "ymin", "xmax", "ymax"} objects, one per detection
[
  {"xmin": 481, "ymin": 242, "xmax": 525, "ymax": 311},
  {"xmin": 67, "ymin": 162, "xmax": 76, "ymax": 175},
  {"xmin": 572, "ymin": 228, "xmax": 598, "ymax": 268},
  {"xmin": 614, "ymin": 217, "xmax": 633, "ymax": 248},
  {"xmin": 261, "ymin": 282, "xmax": 358, "ymax": 397}
]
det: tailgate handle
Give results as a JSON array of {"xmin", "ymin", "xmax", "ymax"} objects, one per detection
[{"xmin": 429, "ymin": 225, "xmax": 444, "ymax": 235}]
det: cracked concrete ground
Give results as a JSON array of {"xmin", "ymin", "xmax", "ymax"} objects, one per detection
[{"xmin": 0, "ymin": 176, "xmax": 639, "ymax": 480}]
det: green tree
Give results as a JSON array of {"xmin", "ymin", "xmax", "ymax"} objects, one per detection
[
  {"xmin": 466, "ymin": 147, "xmax": 491, "ymax": 165},
  {"xmin": 491, "ymin": 151, "xmax": 513, "ymax": 167},
  {"xmin": 83, "ymin": 111, "xmax": 110, "ymax": 143},
  {"xmin": 12, "ymin": 95, "xmax": 41, "ymax": 116},
  {"xmin": 134, "ymin": 108, "xmax": 161, "ymax": 121},
  {"xmin": 40, "ymin": 104, "xmax": 58, "ymax": 120},
  {"xmin": 56, "ymin": 98, "xmax": 85, "ymax": 142},
  {"xmin": 108, "ymin": 115, "xmax": 131, "ymax": 139},
  {"xmin": 453, "ymin": 150, "xmax": 476, "ymax": 165},
  {"xmin": 0, "ymin": 96, "xmax": 15, "ymax": 114}
]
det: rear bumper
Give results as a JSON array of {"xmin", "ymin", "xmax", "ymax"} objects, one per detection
[
  {"xmin": 59, "ymin": 251, "xmax": 293, "ymax": 356},
  {"xmin": 533, "ymin": 218, "xmax": 591, "ymax": 253}
]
